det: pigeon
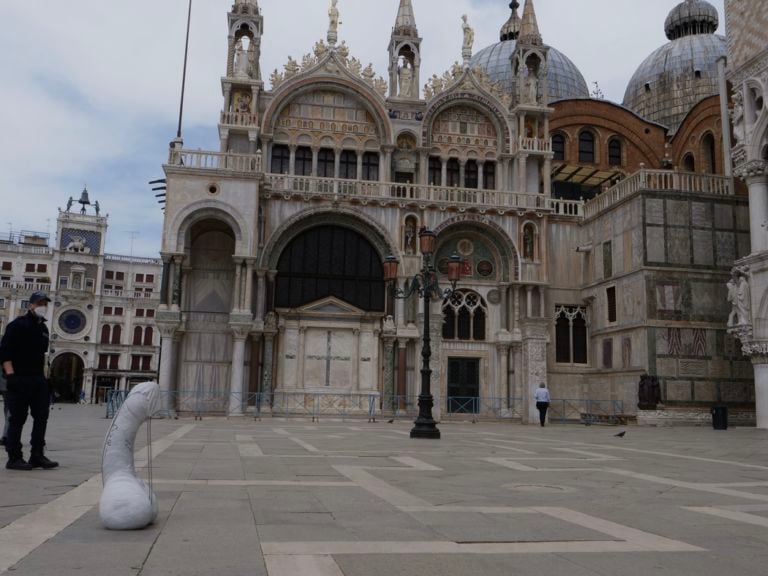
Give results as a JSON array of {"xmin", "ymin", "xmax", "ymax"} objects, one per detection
[
  {"xmin": 387, "ymin": 419, "xmax": 395, "ymax": 424},
  {"xmin": 614, "ymin": 431, "xmax": 627, "ymax": 438}
]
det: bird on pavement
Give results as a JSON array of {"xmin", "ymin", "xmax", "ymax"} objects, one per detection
[{"xmin": 614, "ymin": 431, "xmax": 627, "ymax": 438}]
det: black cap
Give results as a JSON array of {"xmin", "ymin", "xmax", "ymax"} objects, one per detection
[{"xmin": 29, "ymin": 291, "xmax": 51, "ymax": 305}]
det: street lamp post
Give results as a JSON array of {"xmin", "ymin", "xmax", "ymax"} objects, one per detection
[{"xmin": 383, "ymin": 228, "xmax": 461, "ymax": 440}]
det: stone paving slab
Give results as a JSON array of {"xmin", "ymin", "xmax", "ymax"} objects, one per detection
[{"xmin": 4, "ymin": 408, "xmax": 768, "ymax": 574}]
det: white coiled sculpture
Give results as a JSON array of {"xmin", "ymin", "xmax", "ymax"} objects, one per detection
[{"xmin": 99, "ymin": 382, "xmax": 160, "ymax": 530}]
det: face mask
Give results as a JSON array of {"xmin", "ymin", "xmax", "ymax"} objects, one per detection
[{"xmin": 33, "ymin": 306, "xmax": 48, "ymax": 318}]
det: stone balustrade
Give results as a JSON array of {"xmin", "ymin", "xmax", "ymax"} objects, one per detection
[
  {"xmin": 584, "ymin": 169, "xmax": 735, "ymax": 220},
  {"xmin": 0, "ymin": 281, "xmax": 52, "ymax": 292},
  {"xmin": 220, "ymin": 111, "xmax": 260, "ymax": 127},
  {"xmin": 265, "ymin": 173, "xmax": 563, "ymax": 214},
  {"xmin": 168, "ymin": 149, "xmax": 263, "ymax": 174},
  {"xmin": 517, "ymin": 136, "xmax": 552, "ymax": 153}
]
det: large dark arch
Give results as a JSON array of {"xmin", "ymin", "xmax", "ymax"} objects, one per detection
[
  {"xmin": 275, "ymin": 225, "xmax": 385, "ymax": 312},
  {"xmin": 50, "ymin": 353, "xmax": 84, "ymax": 403}
]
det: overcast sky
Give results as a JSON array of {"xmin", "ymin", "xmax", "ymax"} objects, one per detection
[{"xmin": 0, "ymin": 0, "xmax": 725, "ymax": 257}]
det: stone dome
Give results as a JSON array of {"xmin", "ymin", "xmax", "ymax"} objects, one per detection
[
  {"xmin": 664, "ymin": 0, "xmax": 719, "ymax": 40},
  {"xmin": 623, "ymin": 0, "xmax": 725, "ymax": 133},
  {"xmin": 471, "ymin": 40, "xmax": 589, "ymax": 103}
]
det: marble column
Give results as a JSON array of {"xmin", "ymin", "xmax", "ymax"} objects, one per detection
[
  {"xmin": 744, "ymin": 169, "xmax": 768, "ymax": 254},
  {"xmin": 229, "ymin": 331, "xmax": 249, "ymax": 416},
  {"xmin": 352, "ymin": 329, "xmax": 361, "ymax": 392},
  {"xmin": 334, "ymin": 149, "xmax": 341, "ymax": 179},
  {"xmin": 262, "ymin": 332, "xmax": 276, "ymax": 395},
  {"xmin": 244, "ymin": 259, "xmax": 256, "ymax": 315},
  {"xmin": 499, "ymin": 284, "xmax": 510, "ymax": 331},
  {"xmin": 498, "ymin": 344, "xmax": 510, "ymax": 410},
  {"xmin": 543, "ymin": 158, "xmax": 552, "ymax": 196},
  {"xmin": 171, "ymin": 256, "xmax": 184, "ymax": 310},
  {"xmin": 357, "ymin": 151, "xmax": 364, "ymax": 180},
  {"xmin": 255, "ymin": 270, "xmax": 267, "ymax": 323},
  {"xmin": 441, "ymin": 158, "xmax": 448, "ymax": 187},
  {"xmin": 753, "ymin": 357, "xmax": 768, "ymax": 430},
  {"xmin": 383, "ymin": 337, "xmax": 396, "ymax": 412},
  {"xmin": 232, "ymin": 258, "xmax": 244, "ymax": 312},
  {"xmin": 157, "ymin": 323, "xmax": 179, "ymax": 416},
  {"xmin": 459, "ymin": 160, "xmax": 466, "ymax": 189},
  {"xmin": 396, "ymin": 279, "xmax": 407, "ymax": 326},
  {"xmin": 289, "ymin": 145, "xmax": 297, "ymax": 176},
  {"xmin": 526, "ymin": 286, "xmax": 534, "ymax": 318},
  {"xmin": 397, "ymin": 340, "xmax": 408, "ymax": 410},
  {"xmin": 478, "ymin": 162, "xmax": 485, "ymax": 190},
  {"xmin": 311, "ymin": 147, "xmax": 319, "ymax": 177},
  {"xmin": 518, "ymin": 154, "xmax": 528, "ymax": 195},
  {"xmin": 298, "ymin": 327, "xmax": 307, "ymax": 389}
]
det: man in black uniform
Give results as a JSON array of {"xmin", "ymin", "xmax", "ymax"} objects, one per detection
[{"xmin": 0, "ymin": 291, "xmax": 59, "ymax": 470}]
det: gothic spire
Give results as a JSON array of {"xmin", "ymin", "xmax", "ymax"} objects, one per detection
[
  {"xmin": 394, "ymin": 0, "xmax": 418, "ymax": 36},
  {"xmin": 519, "ymin": 0, "xmax": 543, "ymax": 46},
  {"xmin": 500, "ymin": 1, "xmax": 521, "ymax": 41}
]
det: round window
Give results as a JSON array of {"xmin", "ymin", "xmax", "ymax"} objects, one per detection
[{"xmin": 58, "ymin": 309, "xmax": 87, "ymax": 335}]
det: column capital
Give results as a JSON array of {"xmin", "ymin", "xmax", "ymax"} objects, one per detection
[
  {"xmin": 735, "ymin": 159, "xmax": 768, "ymax": 182},
  {"xmin": 267, "ymin": 270, "xmax": 278, "ymax": 282},
  {"xmin": 230, "ymin": 322, "xmax": 253, "ymax": 340}
]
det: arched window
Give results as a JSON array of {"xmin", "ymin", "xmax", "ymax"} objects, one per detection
[
  {"xmin": 275, "ymin": 225, "xmax": 385, "ymax": 311},
  {"xmin": 271, "ymin": 144, "xmax": 290, "ymax": 174},
  {"xmin": 428, "ymin": 157, "xmax": 442, "ymax": 186},
  {"xmin": 555, "ymin": 306, "xmax": 588, "ymax": 364},
  {"xmin": 111, "ymin": 325, "xmax": 122, "ymax": 346},
  {"xmin": 702, "ymin": 133, "xmax": 717, "ymax": 174},
  {"xmin": 522, "ymin": 223, "xmax": 537, "ymax": 261},
  {"xmin": 483, "ymin": 162, "xmax": 496, "ymax": 190},
  {"xmin": 552, "ymin": 133, "xmax": 566, "ymax": 161},
  {"xmin": 143, "ymin": 326, "xmax": 154, "ymax": 347},
  {"xmin": 133, "ymin": 326, "xmax": 143, "ymax": 346},
  {"xmin": 362, "ymin": 152, "xmax": 379, "ymax": 181},
  {"xmin": 465, "ymin": 160, "xmax": 479, "ymax": 189},
  {"xmin": 295, "ymin": 147, "xmax": 313, "ymax": 176},
  {"xmin": 447, "ymin": 159, "xmax": 460, "ymax": 187},
  {"xmin": 100, "ymin": 325, "xmax": 111, "ymax": 345},
  {"xmin": 608, "ymin": 139, "xmax": 622, "ymax": 166},
  {"xmin": 683, "ymin": 153, "xmax": 695, "ymax": 173},
  {"xmin": 317, "ymin": 149, "xmax": 335, "ymax": 178},
  {"xmin": 442, "ymin": 291, "xmax": 487, "ymax": 342},
  {"xmin": 339, "ymin": 150, "xmax": 357, "ymax": 180},
  {"xmin": 578, "ymin": 130, "xmax": 595, "ymax": 163}
]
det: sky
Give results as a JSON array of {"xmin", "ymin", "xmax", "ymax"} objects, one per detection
[{"xmin": 0, "ymin": 0, "xmax": 725, "ymax": 257}]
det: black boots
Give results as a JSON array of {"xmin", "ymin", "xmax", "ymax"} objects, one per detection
[
  {"xmin": 6, "ymin": 457, "xmax": 33, "ymax": 471},
  {"xmin": 29, "ymin": 451, "xmax": 59, "ymax": 470},
  {"xmin": 6, "ymin": 451, "xmax": 59, "ymax": 470}
]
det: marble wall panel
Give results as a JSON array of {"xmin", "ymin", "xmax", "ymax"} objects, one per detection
[
  {"xmin": 734, "ymin": 205, "xmax": 750, "ymax": 231},
  {"xmin": 666, "ymin": 380, "xmax": 692, "ymax": 402},
  {"xmin": 657, "ymin": 358, "xmax": 678, "ymax": 377},
  {"xmin": 694, "ymin": 381, "xmax": 718, "ymax": 402},
  {"xmin": 645, "ymin": 198, "xmax": 665, "ymax": 225},
  {"xmin": 691, "ymin": 202, "xmax": 713, "ymax": 228},
  {"xmin": 714, "ymin": 205, "xmax": 734, "ymax": 229},
  {"xmin": 715, "ymin": 232, "xmax": 736, "ymax": 266},
  {"xmin": 692, "ymin": 229, "xmax": 714, "ymax": 265},
  {"xmin": 720, "ymin": 381, "xmax": 753, "ymax": 403},
  {"xmin": 667, "ymin": 200, "xmax": 690, "ymax": 227},
  {"xmin": 667, "ymin": 228, "xmax": 691, "ymax": 265},
  {"xmin": 737, "ymin": 233, "xmax": 751, "ymax": 259},
  {"xmin": 646, "ymin": 227, "xmax": 666, "ymax": 262}
]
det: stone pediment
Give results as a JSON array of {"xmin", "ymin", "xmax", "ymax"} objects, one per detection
[{"xmin": 297, "ymin": 296, "xmax": 365, "ymax": 317}]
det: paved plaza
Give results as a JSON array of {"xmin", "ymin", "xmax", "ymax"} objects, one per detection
[{"xmin": 2, "ymin": 406, "xmax": 768, "ymax": 575}]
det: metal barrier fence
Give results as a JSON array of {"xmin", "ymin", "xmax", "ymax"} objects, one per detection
[
  {"xmin": 104, "ymin": 389, "xmax": 624, "ymax": 425},
  {"xmin": 548, "ymin": 399, "xmax": 626, "ymax": 424}
]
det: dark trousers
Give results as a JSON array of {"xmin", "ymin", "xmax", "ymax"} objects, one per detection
[
  {"xmin": 536, "ymin": 402, "xmax": 550, "ymax": 426},
  {"xmin": 5, "ymin": 376, "xmax": 50, "ymax": 459}
]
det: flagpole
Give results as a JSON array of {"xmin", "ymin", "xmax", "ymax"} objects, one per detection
[{"xmin": 177, "ymin": 0, "xmax": 193, "ymax": 140}]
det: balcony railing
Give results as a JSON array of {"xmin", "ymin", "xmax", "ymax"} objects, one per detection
[
  {"xmin": 584, "ymin": 169, "xmax": 735, "ymax": 220},
  {"xmin": 265, "ymin": 174, "xmax": 558, "ymax": 213},
  {"xmin": 105, "ymin": 254, "xmax": 162, "ymax": 265},
  {"xmin": 0, "ymin": 281, "xmax": 51, "ymax": 292},
  {"xmin": 517, "ymin": 136, "xmax": 552, "ymax": 153},
  {"xmin": 167, "ymin": 149, "xmax": 263, "ymax": 174},
  {"xmin": 220, "ymin": 111, "xmax": 260, "ymax": 127}
]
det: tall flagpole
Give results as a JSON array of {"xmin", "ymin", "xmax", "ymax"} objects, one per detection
[{"xmin": 176, "ymin": 0, "xmax": 193, "ymax": 140}]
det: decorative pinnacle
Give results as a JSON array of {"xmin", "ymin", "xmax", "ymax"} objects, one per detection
[
  {"xmin": 501, "ymin": 0, "xmax": 521, "ymax": 41},
  {"xmin": 519, "ymin": 0, "xmax": 543, "ymax": 46}
]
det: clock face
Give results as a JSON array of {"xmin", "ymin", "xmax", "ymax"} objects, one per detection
[{"xmin": 58, "ymin": 309, "xmax": 87, "ymax": 335}]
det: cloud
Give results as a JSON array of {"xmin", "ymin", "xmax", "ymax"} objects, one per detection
[{"xmin": 0, "ymin": 0, "xmax": 724, "ymax": 256}]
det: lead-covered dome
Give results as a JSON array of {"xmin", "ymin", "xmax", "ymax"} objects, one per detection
[
  {"xmin": 471, "ymin": 1, "xmax": 588, "ymax": 102},
  {"xmin": 471, "ymin": 41, "xmax": 589, "ymax": 102},
  {"xmin": 623, "ymin": 0, "xmax": 725, "ymax": 133}
]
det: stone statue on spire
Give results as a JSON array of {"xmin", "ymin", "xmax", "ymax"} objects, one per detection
[
  {"xmin": 462, "ymin": 15, "xmax": 475, "ymax": 64},
  {"xmin": 328, "ymin": 0, "xmax": 340, "ymax": 45}
]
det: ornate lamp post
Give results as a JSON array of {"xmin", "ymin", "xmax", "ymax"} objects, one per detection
[{"xmin": 384, "ymin": 228, "xmax": 461, "ymax": 439}]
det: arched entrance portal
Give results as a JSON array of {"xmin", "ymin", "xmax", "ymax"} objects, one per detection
[
  {"xmin": 50, "ymin": 354, "xmax": 84, "ymax": 403},
  {"xmin": 177, "ymin": 218, "xmax": 240, "ymax": 412},
  {"xmin": 272, "ymin": 224, "xmax": 386, "ymax": 394}
]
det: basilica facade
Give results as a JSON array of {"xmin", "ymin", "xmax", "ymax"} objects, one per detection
[{"xmin": 156, "ymin": 0, "xmax": 753, "ymax": 424}]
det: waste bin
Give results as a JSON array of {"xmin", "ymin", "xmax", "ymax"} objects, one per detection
[{"xmin": 712, "ymin": 406, "xmax": 728, "ymax": 430}]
